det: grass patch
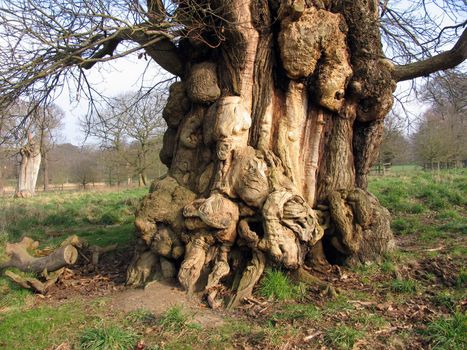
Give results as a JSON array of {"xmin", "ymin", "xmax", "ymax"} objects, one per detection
[
  {"xmin": 369, "ymin": 169, "xmax": 466, "ymax": 240},
  {"xmin": 0, "ymin": 303, "xmax": 92, "ymax": 350},
  {"xmin": 351, "ymin": 312, "xmax": 388, "ymax": 329},
  {"xmin": 0, "ymin": 188, "xmax": 146, "ymax": 246},
  {"xmin": 158, "ymin": 305, "xmax": 202, "ymax": 331},
  {"xmin": 325, "ymin": 325, "xmax": 365, "ymax": 350},
  {"xmin": 322, "ymin": 295, "xmax": 355, "ymax": 314},
  {"xmin": 432, "ymin": 291, "xmax": 462, "ymax": 311},
  {"xmin": 390, "ymin": 279, "xmax": 418, "ymax": 293},
  {"xmin": 380, "ymin": 259, "xmax": 397, "ymax": 273},
  {"xmin": 126, "ymin": 308, "xmax": 157, "ymax": 325},
  {"xmin": 0, "ymin": 282, "xmax": 32, "ymax": 311},
  {"xmin": 421, "ymin": 312, "xmax": 466, "ymax": 350},
  {"xmin": 79, "ymin": 325, "xmax": 137, "ymax": 350},
  {"xmin": 259, "ymin": 269, "xmax": 305, "ymax": 301},
  {"xmin": 456, "ymin": 268, "xmax": 467, "ymax": 288},
  {"xmin": 391, "ymin": 217, "xmax": 422, "ymax": 235},
  {"xmin": 272, "ymin": 303, "xmax": 321, "ymax": 321}
]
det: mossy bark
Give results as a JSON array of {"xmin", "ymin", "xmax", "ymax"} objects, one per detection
[{"xmin": 128, "ymin": 0, "xmax": 396, "ymax": 307}]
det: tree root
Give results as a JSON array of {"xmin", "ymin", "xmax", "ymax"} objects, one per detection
[
  {"xmin": 227, "ymin": 250, "xmax": 265, "ymax": 309},
  {"xmin": 290, "ymin": 266, "xmax": 327, "ymax": 289}
]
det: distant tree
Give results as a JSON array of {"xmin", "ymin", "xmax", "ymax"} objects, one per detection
[
  {"xmin": 422, "ymin": 70, "xmax": 467, "ymax": 115},
  {"xmin": 34, "ymin": 105, "xmax": 64, "ymax": 190},
  {"xmin": 85, "ymin": 91, "xmax": 166, "ymax": 186},
  {"xmin": 71, "ymin": 147, "xmax": 101, "ymax": 190},
  {"xmin": 413, "ymin": 108, "xmax": 467, "ymax": 167},
  {"xmin": 379, "ymin": 113, "xmax": 411, "ymax": 165},
  {"xmin": 0, "ymin": 101, "xmax": 63, "ymax": 195},
  {"xmin": 47, "ymin": 143, "xmax": 82, "ymax": 188},
  {"xmin": 413, "ymin": 71, "xmax": 467, "ymax": 168}
]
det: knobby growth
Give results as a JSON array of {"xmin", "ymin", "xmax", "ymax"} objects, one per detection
[
  {"xmin": 0, "ymin": 0, "xmax": 465, "ymax": 308},
  {"xmin": 126, "ymin": 0, "xmax": 465, "ymax": 308}
]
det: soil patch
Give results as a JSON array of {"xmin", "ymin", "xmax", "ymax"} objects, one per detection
[
  {"xmin": 36, "ymin": 249, "xmax": 225, "ymax": 327},
  {"xmin": 111, "ymin": 280, "xmax": 225, "ymax": 327}
]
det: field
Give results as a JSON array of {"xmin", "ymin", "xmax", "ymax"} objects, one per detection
[{"xmin": 0, "ymin": 168, "xmax": 466, "ymax": 350}]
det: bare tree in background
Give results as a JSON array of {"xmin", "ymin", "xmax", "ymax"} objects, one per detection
[
  {"xmin": 0, "ymin": 0, "xmax": 466, "ymax": 306},
  {"xmin": 0, "ymin": 101, "xmax": 64, "ymax": 196},
  {"xmin": 414, "ymin": 71, "xmax": 467, "ymax": 168},
  {"xmin": 378, "ymin": 112, "xmax": 411, "ymax": 166},
  {"xmin": 34, "ymin": 105, "xmax": 64, "ymax": 190},
  {"xmin": 85, "ymin": 91, "xmax": 166, "ymax": 186},
  {"xmin": 71, "ymin": 146, "xmax": 100, "ymax": 190}
]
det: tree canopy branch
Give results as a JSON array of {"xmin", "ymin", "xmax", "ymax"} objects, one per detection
[
  {"xmin": 78, "ymin": 28, "xmax": 184, "ymax": 77},
  {"xmin": 393, "ymin": 27, "xmax": 467, "ymax": 82}
]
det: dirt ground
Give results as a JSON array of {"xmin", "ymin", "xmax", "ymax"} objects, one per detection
[
  {"xmin": 36, "ymin": 249, "xmax": 226, "ymax": 328},
  {"xmin": 29, "ymin": 233, "xmax": 465, "ymax": 350}
]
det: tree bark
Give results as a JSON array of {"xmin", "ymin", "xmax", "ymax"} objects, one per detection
[
  {"xmin": 42, "ymin": 153, "xmax": 49, "ymax": 191},
  {"xmin": 128, "ymin": 0, "xmax": 396, "ymax": 307},
  {"xmin": 16, "ymin": 136, "xmax": 41, "ymax": 198},
  {"xmin": 0, "ymin": 162, "xmax": 4, "ymax": 196}
]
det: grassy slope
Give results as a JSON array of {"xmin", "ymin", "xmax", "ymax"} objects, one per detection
[
  {"xmin": 0, "ymin": 169, "xmax": 466, "ymax": 350},
  {"xmin": 0, "ymin": 188, "xmax": 147, "ymax": 248}
]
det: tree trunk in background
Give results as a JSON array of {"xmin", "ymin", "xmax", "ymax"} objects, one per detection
[
  {"xmin": 0, "ymin": 166, "xmax": 4, "ymax": 195},
  {"xmin": 16, "ymin": 137, "xmax": 41, "ymax": 198},
  {"xmin": 128, "ymin": 0, "xmax": 396, "ymax": 307},
  {"xmin": 138, "ymin": 173, "xmax": 147, "ymax": 187},
  {"xmin": 42, "ymin": 154, "xmax": 49, "ymax": 191}
]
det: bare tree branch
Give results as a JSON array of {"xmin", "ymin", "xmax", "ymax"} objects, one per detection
[{"xmin": 393, "ymin": 27, "xmax": 467, "ymax": 81}]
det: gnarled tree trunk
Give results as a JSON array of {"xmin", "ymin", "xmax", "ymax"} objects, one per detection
[
  {"xmin": 16, "ymin": 135, "xmax": 41, "ymax": 198},
  {"xmin": 127, "ymin": 0, "xmax": 396, "ymax": 308}
]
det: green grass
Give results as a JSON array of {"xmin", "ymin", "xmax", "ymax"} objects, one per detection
[
  {"xmin": 369, "ymin": 168, "xmax": 466, "ymax": 239},
  {"xmin": 322, "ymin": 295, "xmax": 355, "ymax": 314},
  {"xmin": 324, "ymin": 325, "xmax": 365, "ymax": 350},
  {"xmin": 0, "ymin": 303, "xmax": 92, "ymax": 350},
  {"xmin": 126, "ymin": 308, "xmax": 157, "ymax": 325},
  {"xmin": 351, "ymin": 312, "xmax": 388, "ymax": 329},
  {"xmin": 380, "ymin": 259, "xmax": 397, "ymax": 273},
  {"xmin": 432, "ymin": 291, "xmax": 462, "ymax": 311},
  {"xmin": 158, "ymin": 305, "xmax": 189, "ymax": 330},
  {"xmin": 259, "ymin": 269, "xmax": 305, "ymax": 301},
  {"xmin": 421, "ymin": 312, "xmax": 467, "ymax": 350},
  {"xmin": 272, "ymin": 303, "xmax": 321, "ymax": 321},
  {"xmin": 456, "ymin": 268, "xmax": 467, "ymax": 288},
  {"xmin": 390, "ymin": 279, "xmax": 418, "ymax": 293},
  {"xmin": 0, "ymin": 188, "xmax": 146, "ymax": 249},
  {"xmin": 79, "ymin": 325, "xmax": 138, "ymax": 350}
]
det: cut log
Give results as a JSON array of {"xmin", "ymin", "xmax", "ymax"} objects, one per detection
[
  {"xmin": 0, "ymin": 237, "xmax": 78, "ymax": 273},
  {"xmin": 60, "ymin": 234, "xmax": 88, "ymax": 249},
  {"xmin": 5, "ymin": 267, "xmax": 66, "ymax": 294},
  {"xmin": 4, "ymin": 270, "xmax": 46, "ymax": 294}
]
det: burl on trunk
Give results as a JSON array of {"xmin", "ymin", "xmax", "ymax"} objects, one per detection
[{"xmin": 127, "ymin": 0, "xmax": 396, "ymax": 308}]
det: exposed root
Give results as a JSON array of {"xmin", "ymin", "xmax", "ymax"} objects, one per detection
[{"xmin": 227, "ymin": 250, "xmax": 265, "ymax": 309}]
